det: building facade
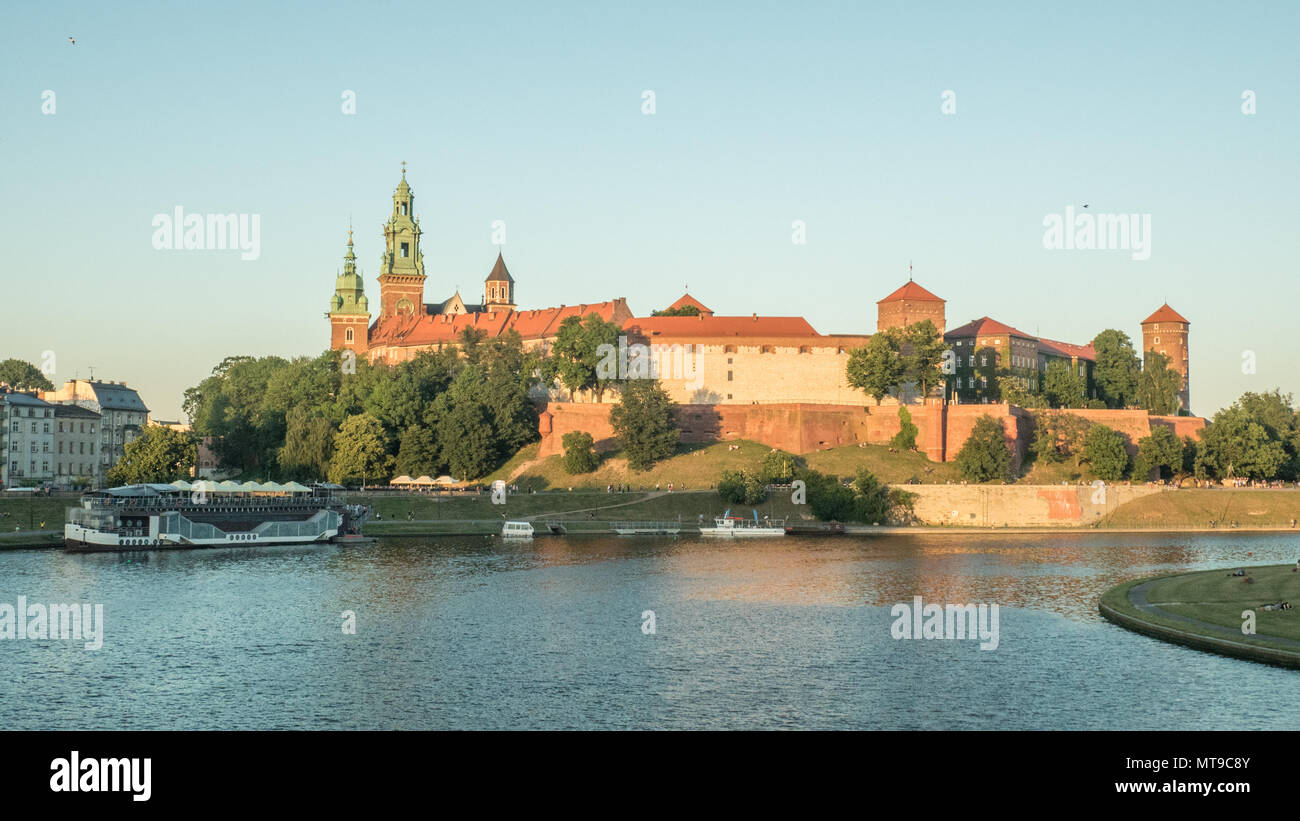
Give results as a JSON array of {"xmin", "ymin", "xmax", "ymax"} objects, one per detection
[
  {"xmin": 40, "ymin": 379, "xmax": 150, "ymax": 476},
  {"xmin": 1, "ymin": 390, "xmax": 56, "ymax": 487},
  {"xmin": 53, "ymin": 404, "xmax": 102, "ymax": 485}
]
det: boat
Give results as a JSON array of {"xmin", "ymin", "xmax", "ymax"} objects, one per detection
[
  {"xmin": 699, "ymin": 509, "xmax": 786, "ymax": 537},
  {"xmin": 784, "ymin": 521, "xmax": 846, "ymax": 535},
  {"xmin": 64, "ymin": 482, "xmax": 361, "ymax": 551},
  {"xmin": 501, "ymin": 521, "xmax": 535, "ymax": 539},
  {"xmin": 611, "ymin": 521, "xmax": 681, "ymax": 536}
]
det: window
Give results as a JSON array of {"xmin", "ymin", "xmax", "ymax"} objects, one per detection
[
  {"xmin": 727, "ymin": 370, "xmax": 733, "ymax": 382},
  {"xmin": 401, "ymin": 242, "xmax": 409, "ymax": 258},
  {"xmin": 761, "ymin": 345, "xmax": 774, "ymax": 354},
  {"xmin": 345, "ymin": 328, "xmax": 354, "ymax": 343},
  {"xmin": 724, "ymin": 345, "xmax": 736, "ymax": 354},
  {"xmin": 799, "ymin": 347, "xmax": 809, "ymax": 354},
  {"xmin": 401, "ymin": 203, "xmax": 408, "ymax": 216},
  {"xmin": 58, "ymin": 442, "xmax": 63, "ymax": 454},
  {"xmin": 968, "ymin": 356, "xmax": 974, "ymax": 367},
  {"xmin": 980, "ymin": 356, "xmax": 986, "ymax": 366},
  {"xmin": 726, "ymin": 357, "xmax": 733, "ymax": 364}
]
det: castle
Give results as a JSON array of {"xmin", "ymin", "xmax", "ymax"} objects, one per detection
[{"xmin": 328, "ymin": 169, "xmax": 1192, "ymax": 426}]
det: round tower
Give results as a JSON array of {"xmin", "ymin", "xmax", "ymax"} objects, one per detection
[{"xmin": 1140, "ymin": 303, "xmax": 1190, "ymax": 412}]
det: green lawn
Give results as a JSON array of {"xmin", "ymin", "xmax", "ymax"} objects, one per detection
[
  {"xmin": 0, "ymin": 496, "xmax": 73, "ymax": 534},
  {"xmin": 1102, "ymin": 489, "xmax": 1300, "ymax": 529}
]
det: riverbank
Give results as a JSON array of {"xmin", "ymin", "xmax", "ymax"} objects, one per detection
[{"xmin": 1100, "ymin": 566, "xmax": 1300, "ymax": 669}]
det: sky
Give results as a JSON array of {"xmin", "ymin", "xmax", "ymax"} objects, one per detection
[{"xmin": 2, "ymin": 0, "xmax": 1296, "ymax": 419}]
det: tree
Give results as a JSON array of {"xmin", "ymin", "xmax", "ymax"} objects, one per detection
[
  {"xmin": 328, "ymin": 413, "xmax": 393, "ymax": 485},
  {"xmin": 561, "ymin": 431, "xmax": 600, "ymax": 474},
  {"xmin": 955, "ymin": 415, "xmax": 1012, "ymax": 482},
  {"xmin": 395, "ymin": 424, "xmax": 440, "ymax": 477},
  {"xmin": 850, "ymin": 468, "xmax": 892, "ymax": 523},
  {"xmin": 717, "ymin": 469, "xmax": 767, "ymax": 505},
  {"xmin": 1030, "ymin": 411, "xmax": 1091, "ymax": 467},
  {"xmin": 651, "ymin": 305, "xmax": 701, "ymax": 317},
  {"xmin": 106, "ymin": 426, "xmax": 196, "ymax": 485},
  {"xmin": 548, "ymin": 314, "xmax": 623, "ymax": 402},
  {"xmin": 891, "ymin": 407, "xmax": 918, "ymax": 450},
  {"xmin": 846, "ymin": 331, "xmax": 904, "ymax": 405},
  {"xmin": 277, "ymin": 406, "xmax": 335, "ymax": 480},
  {"xmin": 1195, "ymin": 406, "xmax": 1287, "ymax": 480},
  {"xmin": 1232, "ymin": 389, "xmax": 1300, "ymax": 479},
  {"xmin": 1132, "ymin": 426, "xmax": 1183, "ymax": 482},
  {"xmin": 899, "ymin": 320, "xmax": 946, "ymax": 399},
  {"xmin": 437, "ymin": 402, "xmax": 496, "ymax": 480},
  {"xmin": 1041, "ymin": 360, "xmax": 1087, "ymax": 408},
  {"xmin": 1082, "ymin": 424, "xmax": 1130, "ymax": 481},
  {"xmin": 1136, "ymin": 349, "xmax": 1183, "ymax": 415},
  {"xmin": 1090, "ymin": 330, "xmax": 1140, "ymax": 408},
  {"xmin": 609, "ymin": 379, "xmax": 680, "ymax": 470},
  {"xmin": 759, "ymin": 449, "xmax": 797, "ymax": 483},
  {"xmin": 0, "ymin": 359, "xmax": 54, "ymax": 391}
]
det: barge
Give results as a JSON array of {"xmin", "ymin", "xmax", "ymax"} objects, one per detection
[{"xmin": 64, "ymin": 481, "xmax": 366, "ymax": 551}]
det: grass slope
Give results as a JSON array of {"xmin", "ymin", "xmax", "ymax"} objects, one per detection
[{"xmin": 1103, "ymin": 489, "xmax": 1300, "ymax": 529}]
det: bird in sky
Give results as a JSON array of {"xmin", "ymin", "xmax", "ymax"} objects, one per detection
[{"xmin": 68, "ymin": 36, "xmax": 75, "ymax": 45}]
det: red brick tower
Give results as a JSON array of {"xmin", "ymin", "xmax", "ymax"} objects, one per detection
[
  {"xmin": 1140, "ymin": 304, "xmax": 1190, "ymax": 412},
  {"xmin": 877, "ymin": 277, "xmax": 945, "ymax": 335}
]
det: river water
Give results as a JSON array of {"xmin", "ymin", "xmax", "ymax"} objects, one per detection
[{"xmin": 2, "ymin": 532, "xmax": 1297, "ymax": 730}]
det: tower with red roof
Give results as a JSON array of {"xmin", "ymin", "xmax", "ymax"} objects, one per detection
[
  {"xmin": 876, "ymin": 279, "xmax": 945, "ymax": 334},
  {"xmin": 1140, "ymin": 304, "xmax": 1190, "ymax": 412}
]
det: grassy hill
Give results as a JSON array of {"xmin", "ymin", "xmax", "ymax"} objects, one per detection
[{"xmin": 1102, "ymin": 489, "xmax": 1300, "ymax": 529}]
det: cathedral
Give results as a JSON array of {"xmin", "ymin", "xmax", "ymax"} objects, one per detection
[{"xmin": 327, "ymin": 167, "xmax": 633, "ymax": 364}]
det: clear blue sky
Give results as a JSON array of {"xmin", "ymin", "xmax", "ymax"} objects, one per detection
[{"xmin": 2, "ymin": 0, "xmax": 1296, "ymax": 419}]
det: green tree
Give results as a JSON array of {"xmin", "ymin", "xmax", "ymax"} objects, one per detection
[
  {"xmin": 328, "ymin": 413, "xmax": 393, "ymax": 485},
  {"xmin": 899, "ymin": 320, "xmax": 946, "ymax": 399},
  {"xmin": 609, "ymin": 379, "xmax": 680, "ymax": 471},
  {"xmin": 759, "ymin": 449, "xmax": 797, "ymax": 483},
  {"xmin": 1041, "ymin": 360, "xmax": 1087, "ymax": 408},
  {"xmin": 891, "ymin": 406, "xmax": 918, "ymax": 450},
  {"xmin": 548, "ymin": 314, "xmax": 623, "ymax": 402},
  {"xmin": 1136, "ymin": 349, "xmax": 1183, "ymax": 415},
  {"xmin": 955, "ymin": 415, "xmax": 1012, "ymax": 482},
  {"xmin": 561, "ymin": 431, "xmax": 600, "ymax": 474},
  {"xmin": 717, "ymin": 469, "xmax": 767, "ymax": 505},
  {"xmin": 651, "ymin": 305, "xmax": 701, "ymax": 317},
  {"xmin": 395, "ymin": 424, "xmax": 441, "ymax": 477},
  {"xmin": 1082, "ymin": 424, "xmax": 1129, "ymax": 481},
  {"xmin": 1232, "ymin": 389, "xmax": 1300, "ymax": 479},
  {"xmin": 850, "ymin": 468, "xmax": 893, "ymax": 523},
  {"xmin": 106, "ymin": 426, "xmax": 196, "ymax": 485},
  {"xmin": 277, "ymin": 406, "xmax": 335, "ymax": 480},
  {"xmin": 438, "ymin": 401, "xmax": 496, "ymax": 480},
  {"xmin": 0, "ymin": 359, "xmax": 54, "ymax": 391},
  {"xmin": 1195, "ymin": 406, "xmax": 1287, "ymax": 480},
  {"xmin": 846, "ymin": 331, "xmax": 904, "ymax": 405},
  {"xmin": 1132, "ymin": 426, "xmax": 1183, "ymax": 482},
  {"xmin": 1090, "ymin": 330, "xmax": 1141, "ymax": 408}
]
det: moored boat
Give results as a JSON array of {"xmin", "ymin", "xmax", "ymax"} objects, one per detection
[
  {"xmin": 64, "ymin": 482, "xmax": 360, "ymax": 551},
  {"xmin": 699, "ymin": 510, "xmax": 785, "ymax": 537}
]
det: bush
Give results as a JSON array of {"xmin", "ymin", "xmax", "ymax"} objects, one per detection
[
  {"xmin": 718, "ymin": 469, "xmax": 767, "ymax": 505},
  {"xmin": 890, "ymin": 407, "xmax": 918, "ymax": 450},
  {"xmin": 955, "ymin": 415, "xmax": 1011, "ymax": 482},
  {"xmin": 561, "ymin": 431, "xmax": 600, "ymax": 474},
  {"xmin": 1083, "ymin": 424, "xmax": 1130, "ymax": 481},
  {"xmin": 759, "ymin": 449, "xmax": 797, "ymax": 483}
]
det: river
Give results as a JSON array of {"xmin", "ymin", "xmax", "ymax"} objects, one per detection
[{"xmin": 2, "ymin": 531, "xmax": 1297, "ymax": 730}]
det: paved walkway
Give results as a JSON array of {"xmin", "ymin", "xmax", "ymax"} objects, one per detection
[{"xmin": 1127, "ymin": 577, "xmax": 1300, "ymax": 651}]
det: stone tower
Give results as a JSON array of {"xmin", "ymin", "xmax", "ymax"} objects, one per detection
[
  {"xmin": 877, "ymin": 279, "xmax": 945, "ymax": 335},
  {"xmin": 1140, "ymin": 303, "xmax": 1190, "ymax": 412},
  {"xmin": 483, "ymin": 251, "xmax": 516, "ymax": 311},
  {"xmin": 376, "ymin": 164, "xmax": 426, "ymax": 319},
  {"xmin": 328, "ymin": 227, "xmax": 370, "ymax": 355}
]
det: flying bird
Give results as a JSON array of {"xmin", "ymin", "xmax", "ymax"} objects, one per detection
[{"xmin": 68, "ymin": 36, "xmax": 75, "ymax": 45}]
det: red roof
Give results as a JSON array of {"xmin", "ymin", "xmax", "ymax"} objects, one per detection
[
  {"xmin": 878, "ymin": 281, "xmax": 944, "ymax": 304},
  {"xmin": 1141, "ymin": 304, "xmax": 1189, "ymax": 325},
  {"xmin": 369, "ymin": 299, "xmax": 630, "ymax": 347},
  {"xmin": 1036, "ymin": 337, "xmax": 1096, "ymax": 362},
  {"xmin": 944, "ymin": 316, "xmax": 1035, "ymax": 340},
  {"xmin": 665, "ymin": 293, "xmax": 713, "ymax": 316},
  {"xmin": 623, "ymin": 314, "xmax": 821, "ymax": 341}
]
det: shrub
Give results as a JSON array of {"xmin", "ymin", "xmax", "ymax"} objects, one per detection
[{"xmin": 561, "ymin": 431, "xmax": 600, "ymax": 474}]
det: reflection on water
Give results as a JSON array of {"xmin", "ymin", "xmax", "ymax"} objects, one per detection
[{"xmin": 0, "ymin": 531, "xmax": 1296, "ymax": 730}]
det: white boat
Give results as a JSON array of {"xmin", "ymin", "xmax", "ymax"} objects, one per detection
[
  {"xmin": 501, "ymin": 521, "xmax": 535, "ymax": 539},
  {"xmin": 699, "ymin": 510, "xmax": 785, "ymax": 537}
]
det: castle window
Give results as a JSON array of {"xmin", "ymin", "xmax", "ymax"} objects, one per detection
[
  {"xmin": 401, "ymin": 242, "xmax": 409, "ymax": 258},
  {"xmin": 401, "ymin": 203, "xmax": 408, "ymax": 216},
  {"xmin": 724, "ymin": 345, "xmax": 736, "ymax": 354},
  {"xmin": 346, "ymin": 328, "xmax": 354, "ymax": 343},
  {"xmin": 1154, "ymin": 337, "xmax": 1160, "ymax": 344},
  {"xmin": 799, "ymin": 347, "xmax": 809, "ymax": 354},
  {"xmin": 727, "ymin": 371, "xmax": 733, "ymax": 382},
  {"xmin": 761, "ymin": 345, "xmax": 774, "ymax": 354}
]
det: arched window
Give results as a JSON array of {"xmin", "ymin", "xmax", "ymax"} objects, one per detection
[{"xmin": 345, "ymin": 328, "xmax": 354, "ymax": 343}]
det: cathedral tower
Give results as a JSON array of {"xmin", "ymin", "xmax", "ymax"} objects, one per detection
[
  {"xmin": 484, "ymin": 251, "xmax": 516, "ymax": 311},
  {"xmin": 376, "ymin": 164, "xmax": 426, "ymax": 318},
  {"xmin": 328, "ymin": 227, "xmax": 370, "ymax": 355}
]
